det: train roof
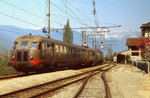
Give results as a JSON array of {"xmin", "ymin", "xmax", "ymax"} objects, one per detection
[{"xmin": 15, "ymin": 35, "xmax": 102, "ymax": 53}]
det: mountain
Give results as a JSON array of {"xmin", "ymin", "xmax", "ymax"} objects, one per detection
[
  {"xmin": 0, "ymin": 25, "xmax": 81, "ymax": 49},
  {"xmin": 0, "ymin": 25, "xmax": 140, "ymax": 54},
  {"xmin": 102, "ymin": 30, "xmax": 141, "ymax": 54}
]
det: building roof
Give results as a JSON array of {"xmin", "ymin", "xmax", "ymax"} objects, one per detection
[
  {"xmin": 140, "ymin": 22, "xmax": 150, "ymax": 28},
  {"xmin": 126, "ymin": 38, "xmax": 138, "ymax": 46}
]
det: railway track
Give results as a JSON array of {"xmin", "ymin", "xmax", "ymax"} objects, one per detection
[
  {"xmin": 0, "ymin": 74, "xmax": 23, "ymax": 81},
  {"xmin": 0, "ymin": 72, "xmax": 38, "ymax": 81},
  {"xmin": 73, "ymin": 64, "xmax": 115, "ymax": 98},
  {"xmin": 0, "ymin": 63, "xmax": 113, "ymax": 98}
]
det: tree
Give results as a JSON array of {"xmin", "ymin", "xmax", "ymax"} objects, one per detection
[
  {"xmin": 137, "ymin": 38, "xmax": 150, "ymax": 55},
  {"xmin": 63, "ymin": 19, "xmax": 73, "ymax": 44},
  {"xmin": 143, "ymin": 46, "xmax": 150, "ymax": 62},
  {"xmin": 125, "ymin": 55, "xmax": 131, "ymax": 63},
  {"xmin": 136, "ymin": 38, "xmax": 150, "ymax": 61}
]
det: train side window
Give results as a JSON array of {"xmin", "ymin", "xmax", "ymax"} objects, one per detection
[
  {"xmin": 13, "ymin": 42, "xmax": 18, "ymax": 49},
  {"xmin": 67, "ymin": 48, "xmax": 70, "ymax": 54},
  {"xmin": 77, "ymin": 50, "xmax": 79, "ymax": 54},
  {"xmin": 71, "ymin": 49, "xmax": 73, "ymax": 54},
  {"xmin": 31, "ymin": 42, "xmax": 37, "ymax": 49},
  {"xmin": 64, "ymin": 46, "xmax": 66, "ymax": 53},
  {"xmin": 62, "ymin": 46, "xmax": 64, "ymax": 53},
  {"xmin": 60, "ymin": 46, "xmax": 62, "ymax": 53},
  {"xmin": 47, "ymin": 43, "xmax": 51, "ymax": 49},
  {"xmin": 38, "ymin": 42, "xmax": 42, "ymax": 49},
  {"xmin": 58, "ymin": 45, "xmax": 60, "ymax": 52},
  {"xmin": 21, "ymin": 41, "xmax": 28, "ymax": 49},
  {"xmin": 55, "ymin": 45, "xmax": 58, "ymax": 52}
]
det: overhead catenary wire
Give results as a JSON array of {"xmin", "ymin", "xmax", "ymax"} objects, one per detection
[
  {"xmin": 0, "ymin": 28, "xmax": 21, "ymax": 34},
  {"xmin": 60, "ymin": 0, "xmax": 81, "ymax": 22},
  {"xmin": 65, "ymin": 0, "xmax": 94, "ymax": 23},
  {"xmin": 0, "ymin": 12, "xmax": 41, "ymax": 27},
  {"xmin": 0, "ymin": 0, "xmax": 45, "ymax": 20},
  {"xmin": 65, "ymin": 0, "xmax": 120, "ymax": 26},
  {"xmin": 50, "ymin": 1, "xmax": 95, "ymax": 28},
  {"xmin": 51, "ymin": 13, "xmax": 120, "ymax": 26}
]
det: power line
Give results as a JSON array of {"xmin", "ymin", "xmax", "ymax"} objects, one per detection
[
  {"xmin": 65, "ymin": 0, "xmax": 94, "ymax": 23},
  {"xmin": 60, "ymin": 0, "xmax": 81, "ymax": 22},
  {"xmin": 0, "ymin": 28, "xmax": 21, "ymax": 34},
  {"xmin": 0, "ymin": 0, "xmax": 45, "ymax": 20},
  {"xmin": 51, "ymin": 15, "xmax": 64, "ymax": 26},
  {"xmin": 51, "ymin": 13, "xmax": 120, "ymax": 26},
  {"xmin": 50, "ymin": 1, "xmax": 94, "ymax": 28},
  {"xmin": 0, "ymin": 12, "xmax": 41, "ymax": 27},
  {"xmin": 65, "ymin": 0, "xmax": 120, "ymax": 27}
]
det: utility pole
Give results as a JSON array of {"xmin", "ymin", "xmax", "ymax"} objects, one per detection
[{"xmin": 47, "ymin": 0, "xmax": 50, "ymax": 38}]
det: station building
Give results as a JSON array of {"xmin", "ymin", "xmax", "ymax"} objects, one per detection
[{"xmin": 116, "ymin": 22, "xmax": 150, "ymax": 63}]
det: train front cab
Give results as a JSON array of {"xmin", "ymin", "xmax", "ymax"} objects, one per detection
[{"xmin": 11, "ymin": 39, "xmax": 42, "ymax": 73}]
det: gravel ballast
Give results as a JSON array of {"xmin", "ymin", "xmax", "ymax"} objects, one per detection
[{"xmin": 0, "ymin": 64, "xmax": 107, "ymax": 96}]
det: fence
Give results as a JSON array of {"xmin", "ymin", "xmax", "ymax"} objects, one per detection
[{"xmin": 132, "ymin": 61, "xmax": 150, "ymax": 73}]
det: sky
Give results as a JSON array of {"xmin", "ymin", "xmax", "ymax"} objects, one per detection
[{"xmin": 0, "ymin": 0, "xmax": 150, "ymax": 33}]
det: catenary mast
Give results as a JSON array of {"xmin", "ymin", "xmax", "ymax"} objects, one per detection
[{"xmin": 47, "ymin": 0, "xmax": 50, "ymax": 38}]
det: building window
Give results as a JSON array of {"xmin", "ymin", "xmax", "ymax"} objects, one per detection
[{"xmin": 132, "ymin": 52, "xmax": 139, "ymax": 56}]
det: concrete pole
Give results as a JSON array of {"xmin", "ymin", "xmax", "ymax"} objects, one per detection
[{"xmin": 47, "ymin": 0, "xmax": 50, "ymax": 38}]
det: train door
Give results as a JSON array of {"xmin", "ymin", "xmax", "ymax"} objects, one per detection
[
  {"xmin": 46, "ymin": 42, "xmax": 51, "ymax": 59},
  {"xmin": 41, "ymin": 42, "xmax": 46, "ymax": 59},
  {"xmin": 51, "ymin": 43, "xmax": 55, "ymax": 63}
]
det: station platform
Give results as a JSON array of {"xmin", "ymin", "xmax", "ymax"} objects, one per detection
[{"xmin": 106, "ymin": 64, "xmax": 150, "ymax": 98}]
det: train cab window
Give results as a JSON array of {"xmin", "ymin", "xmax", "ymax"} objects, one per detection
[
  {"xmin": 13, "ymin": 42, "xmax": 18, "ymax": 49},
  {"xmin": 31, "ymin": 42, "xmax": 37, "ymax": 49},
  {"xmin": 21, "ymin": 41, "xmax": 28, "ymax": 49}
]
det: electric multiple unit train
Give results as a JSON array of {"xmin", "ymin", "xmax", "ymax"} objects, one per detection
[{"xmin": 10, "ymin": 35, "xmax": 103, "ymax": 73}]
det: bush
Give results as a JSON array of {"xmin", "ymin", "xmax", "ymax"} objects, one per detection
[{"xmin": 0, "ymin": 47, "xmax": 10, "ymax": 62}]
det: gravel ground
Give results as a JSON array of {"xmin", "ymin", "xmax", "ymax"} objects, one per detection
[
  {"xmin": 43, "ymin": 81, "xmax": 83, "ymax": 98},
  {"xmin": 0, "ymin": 64, "xmax": 108, "ymax": 96},
  {"xmin": 78, "ymin": 72, "xmax": 105, "ymax": 98},
  {"xmin": 44, "ymin": 72, "xmax": 105, "ymax": 98},
  {"xmin": 0, "ymin": 70, "xmax": 82, "ymax": 95},
  {"xmin": 106, "ymin": 64, "xmax": 150, "ymax": 98}
]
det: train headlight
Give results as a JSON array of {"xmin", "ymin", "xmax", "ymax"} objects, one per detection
[
  {"xmin": 30, "ymin": 56, "xmax": 33, "ymax": 60},
  {"xmin": 12, "ymin": 56, "xmax": 15, "ymax": 60}
]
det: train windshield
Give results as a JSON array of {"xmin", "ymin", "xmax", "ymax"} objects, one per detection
[
  {"xmin": 13, "ymin": 42, "xmax": 18, "ymax": 49},
  {"xmin": 21, "ymin": 41, "xmax": 28, "ymax": 49},
  {"xmin": 31, "ymin": 42, "xmax": 37, "ymax": 49}
]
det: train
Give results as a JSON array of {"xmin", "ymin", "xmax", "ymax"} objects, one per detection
[{"xmin": 10, "ymin": 34, "xmax": 103, "ymax": 73}]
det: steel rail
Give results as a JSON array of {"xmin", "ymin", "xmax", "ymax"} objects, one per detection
[
  {"xmin": 73, "ymin": 71, "xmax": 100, "ymax": 98},
  {"xmin": 101, "ymin": 64, "xmax": 116, "ymax": 98},
  {"xmin": 73, "ymin": 63, "xmax": 115, "ymax": 98},
  {"xmin": 0, "ymin": 72, "xmax": 38, "ymax": 81},
  {"xmin": 0, "ymin": 74, "xmax": 23, "ymax": 81},
  {"xmin": 0, "ymin": 64, "xmax": 109, "ymax": 97},
  {"xmin": 32, "ymin": 71, "xmax": 101, "ymax": 98}
]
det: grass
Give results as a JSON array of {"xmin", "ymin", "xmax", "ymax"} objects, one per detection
[{"xmin": 0, "ymin": 62, "xmax": 19, "ymax": 76}]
